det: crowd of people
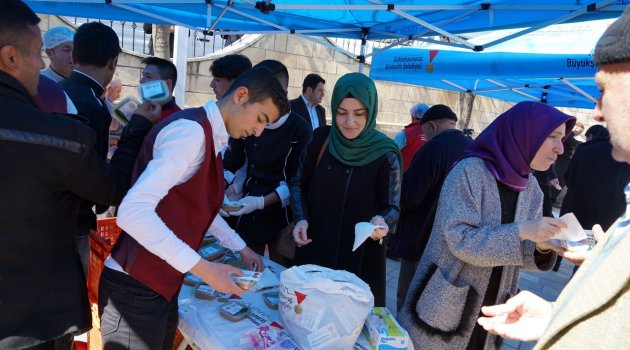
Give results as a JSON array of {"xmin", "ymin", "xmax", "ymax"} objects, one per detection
[{"xmin": 2, "ymin": 0, "xmax": 630, "ymax": 349}]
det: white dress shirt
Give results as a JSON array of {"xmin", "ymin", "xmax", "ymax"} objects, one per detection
[
  {"xmin": 301, "ymin": 94, "xmax": 320, "ymax": 129},
  {"xmin": 105, "ymin": 100, "xmax": 246, "ymax": 274}
]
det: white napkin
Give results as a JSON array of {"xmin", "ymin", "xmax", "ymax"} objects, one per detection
[
  {"xmin": 555, "ymin": 213, "xmax": 588, "ymax": 241},
  {"xmin": 353, "ymin": 222, "xmax": 386, "ymax": 252}
]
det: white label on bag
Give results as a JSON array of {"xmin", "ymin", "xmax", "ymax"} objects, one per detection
[
  {"xmin": 336, "ymin": 305, "xmax": 356, "ymax": 333},
  {"xmin": 300, "ymin": 302, "xmax": 325, "ymax": 332},
  {"xmin": 307, "ymin": 323, "xmax": 340, "ymax": 349}
]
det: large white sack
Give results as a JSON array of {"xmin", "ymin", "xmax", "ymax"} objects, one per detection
[{"xmin": 279, "ymin": 264, "xmax": 374, "ymax": 350}]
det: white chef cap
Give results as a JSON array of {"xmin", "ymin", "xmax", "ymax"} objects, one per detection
[{"xmin": 43, "ymin": 26, "xmax": 74, "ymax": 50}]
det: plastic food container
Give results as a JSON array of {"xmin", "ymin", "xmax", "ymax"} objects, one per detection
[
  {"xmin": 232, "ymin": 270, "xmax": 261, "ymax": 291},
  {"xmin": 194, "ymin": 282, "xmax": 221, "ymax": 300},
  {"xmin": 138, "ymin": 80, "xmax": 169, "ymax": 102},
  {"xmin": 219, "ymin": 301, "xmax": 251, "ymax": 322},
  {"xmin": 183, "ymin": 273, "xmax": 203, "ymax": 286},
  {"xmin": 262, "ymin": 292, "xmax": 279, "ymax": 309},
  {"xmin": 202, "ymin": 234, "xmax": 217, "ymax": 245},
  {"xmin": 199, "ymin": 242, "xmax": 224, "ymax": 261}
]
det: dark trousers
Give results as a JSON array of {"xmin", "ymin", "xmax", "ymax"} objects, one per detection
[
  {"xmin": 396, "ymin": 258, "xmax": 419, "ymax": 311},
  {"xmin": 249, "ymin": 239, "xmax": 292, "ymax": 267},
  {"xmin": 25, "ymin": 334, "xmax": 73, "ymax": 350},
  {"xmin": 98, "ymin": 267, "xmax": 179, "ymax": 350}
]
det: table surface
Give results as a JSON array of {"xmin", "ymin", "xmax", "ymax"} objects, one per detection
[{"xmin": 177, "ymin": 258, "xmax": 373, "ymax": 350}]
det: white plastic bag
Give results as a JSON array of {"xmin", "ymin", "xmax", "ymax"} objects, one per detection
[{"xmin": 279, "ymin": 264, "xmax": 374, "ymax": 350}]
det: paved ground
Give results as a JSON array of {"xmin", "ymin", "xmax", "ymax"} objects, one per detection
[{"xmin": 385, "ymin": 256, "xmax": 575, "ymax": 350}]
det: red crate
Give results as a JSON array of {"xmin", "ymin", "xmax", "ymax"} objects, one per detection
[{"xmin": 87, "ymin": 218, "xmax": 122, "ymax": 304}]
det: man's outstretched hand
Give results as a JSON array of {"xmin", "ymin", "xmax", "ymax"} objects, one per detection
[{"xmin": 477, "ymin": 291, "xmax": 553, "ymax": 342}]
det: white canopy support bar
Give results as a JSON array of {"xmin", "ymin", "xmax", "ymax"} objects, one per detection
[
  {"xmin": 559, "ymin": 78, "xmax": 598, "ymax": 103},
  {"xmin": 390, "ymin": 9, "xmax": 476, "ymax": 49},
  {"xmin": 206, "ymin": 0, "xmax": 212, "ymax": 28},
  {"xmin": 110, "ymin": 3, "xmax": 202, "ymax": 32},
  {"xmin": 485, "ymin": 79, "xmax": 539, "ymax": 101},
  {"xmin": 296, "ymin": 34, "xmax": 358, "ymax": 60},
  {"xmin": 441, "ymin": 80, "xmax": 468, "ymax": 92},
  {"xmin": 482, "ymin": 0, "xmax": 620, "ymax": 50},
  {"xmin": 366, "ymin": 9, "xmax": 479, "ymax": 58},
  {"xmin": 208, "ymin": 0, "xmax": 234, "ymax": 31}
]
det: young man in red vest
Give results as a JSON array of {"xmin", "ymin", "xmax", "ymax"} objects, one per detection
[
  {"xmin": 99, "ymin": 67, "xmax": 291, "ymax": 349},
  {"xmin": 393, "ymin": 103, "xmax": 429, "ymax": 172}
]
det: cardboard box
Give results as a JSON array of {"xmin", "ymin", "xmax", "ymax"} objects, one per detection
[{"xmin": 362, "ymin": 307, "xmax": 410, "ymax": 350}]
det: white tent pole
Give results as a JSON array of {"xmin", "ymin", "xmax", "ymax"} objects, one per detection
[
  {"xmin": 296, "ymin": 34, "xmax": 358, "ymax": 58},
  {"xmin": 484, "ymin": 79, "xmax": 543, "ymax": 101},
  {"xmin": 390, "ymin": 8, "xmax": 477, "ymax": 50},
  {"xmin": 366, "ymin": 9, "xmax": 479, "ymax": 59},
  {"xmin": 173, "ymin": 26, "xmax": 188, "ymax": 107},
  {"xmin": 482, "ymin": 0, "xmax": 619, "ymax": 50},
  {"xmin": 208, "ymin": 0, "xmax": 234, "ymax": 32},
  {"xmin": 559, "ymin": 78, "xmax": 598, "ymax": 103}
]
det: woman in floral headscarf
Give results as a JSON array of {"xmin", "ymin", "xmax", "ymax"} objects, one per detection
[
  {"xmin": 398, "ymin": 101, "xmax": 575, "ymax": 350},
  {"xmin": 289, "ymin": 73, "xmax": 401, "ymax": 306}
]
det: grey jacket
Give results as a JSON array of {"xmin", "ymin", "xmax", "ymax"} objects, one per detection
[{"xmin": 397, "ymin": 157, "xmax": 556, "ymax": 350}]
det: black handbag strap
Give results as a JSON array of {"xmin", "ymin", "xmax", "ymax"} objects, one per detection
[{"xmin": 316, "ymin": 136, "xmax": 329, "ymax": 169}]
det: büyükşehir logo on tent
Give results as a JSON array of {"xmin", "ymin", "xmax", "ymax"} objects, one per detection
[{"xmin": 426, "ymin": 50, "xmax": 439, "ymax": 73}]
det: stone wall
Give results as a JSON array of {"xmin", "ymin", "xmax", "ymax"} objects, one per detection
[{"xmin": 39, "ymin": 15, "xmax": 597, "ymax": 138}]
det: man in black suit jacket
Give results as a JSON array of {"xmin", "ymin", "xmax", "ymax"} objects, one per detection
[
  {"xmin": 61, "ymin": 22, "xmax": 123, "ymax": 275},
  {"xmin": 290, "ymin": 73, "xmax": 326, "ymax": 130}
]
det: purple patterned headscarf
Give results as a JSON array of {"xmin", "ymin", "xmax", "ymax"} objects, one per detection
[{"xmin": 464, "ymin": 101, "xmax": 576, "ymax": 191}]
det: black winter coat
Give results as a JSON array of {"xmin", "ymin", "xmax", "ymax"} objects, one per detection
[
  {"xmin": 61, "ymin": 71, "xmax": 113, "ymax": 235},
  {"xmin": 389, "ymin": 129, "xmax": 471, "ymax": 261},
  {"xmin": 560, "ymin": 140, "xmax": 630, "ymax": 231},
  {"xmin": 223, "ymin": 112, "xmax": 312, "ymax": 244},
  {"xmin": 290, "ymin": 126, "xmax": 401, "ymax": 306},
  {"xmin": 0, "ymin": 71, "xmax": 151, "ymax": 348}
]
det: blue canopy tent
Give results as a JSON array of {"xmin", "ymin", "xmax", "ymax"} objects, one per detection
[
  {"xmin": 25, "ymin": 0, "xmax": 625, "ymax": 53},
  {"xmin": 370, "ymin": 48, "xmax": 598, "ymax": 108},
  {"xmin": 26, "ymin": 1, "xmax": 621, "ymax": 107},
  {"xmin": 369, "ymin": 18, "xmax": 615, "ymax": 109}
]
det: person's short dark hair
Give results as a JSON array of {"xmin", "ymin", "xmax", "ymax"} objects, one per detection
[
  {"xmin": 210, "ymin": 54, "xmax": 252, "ymax": 80},
  {"xmin": 302, "ymin": 73, "xmax": 325, "ymax": 93},
  {"xmin": 223, "ymin": 67, "xmax": 290, "ymax": 117},
  {"xmin": 0, "ymin": 0, "xmax": 40, "ymax": 53},
  {"xmin": 142, "ymin": 56, "xmax": 178, "ymax": 88},
  {"xmin": 585, "ymin": 124, "xmax": 610, "ymax": 141},
  {"xmin": 72, "ymin": 22, "xmax": 121, "ymax": 68},
  {"xmin": 253, "ymin": 59, "xmax": 289, "ymax": 88}
]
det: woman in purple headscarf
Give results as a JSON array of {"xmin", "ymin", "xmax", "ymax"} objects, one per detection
[{"xmin": 397, "ymin": 101, "xmax": 575, "ymax": 350}]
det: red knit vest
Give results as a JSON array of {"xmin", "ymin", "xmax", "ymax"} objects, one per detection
[
  {"xmin": 160, "ymin": 102, "xmax": 182, "ymax": 121},
  {"xmin": 401, "ymin": 122, "xmax": 427, "ymax": 172},
  {"xmin": 111, "ymin": 107, "xmax": 224, "ymax": 301}
]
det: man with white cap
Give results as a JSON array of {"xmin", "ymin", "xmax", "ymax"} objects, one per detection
[
  {"xmin": 393, "ymin": 103, "xmax": 429, "ymax": 173},
  {"xmin": 41, "ymin": 26, "xmax": 74, "ymax": 83}
]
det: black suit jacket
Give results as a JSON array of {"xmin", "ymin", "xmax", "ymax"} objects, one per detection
[
  {"xmin": 61, "ymin": 71, "xmax": 113, "ymax": 234},
  {"xmin": 290, "ymin": 95, "xmax": 326, "ymax": 129},
  {"xmin": 0, "ymin": 71, "xmax": 150, "ymax": 348}
]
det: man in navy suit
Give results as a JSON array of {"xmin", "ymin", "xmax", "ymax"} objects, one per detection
[{"xmin": 290, "ymin": 73, "xmax": 326, "ymax": 130}]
